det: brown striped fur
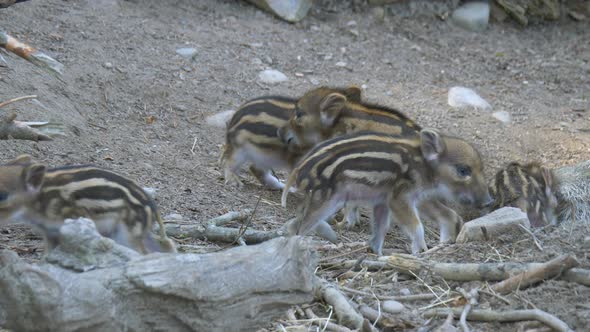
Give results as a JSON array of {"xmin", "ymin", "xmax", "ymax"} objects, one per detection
[
  {"xmin": 489, "ymin": 162, "xmax": 558, "ymax": 227},
  {"xmin": 278, "ymin": 86, "xmax": 467, "ymax": 243},
  {"xmin": 282, "ymin": 130, "xmax": 491, "ymax": 255},
  {"xmin": 0, "ymin": 155, "xmax": 176, "ymax": 254},
  {"xmin": 278, "ymin": 86, "xmax": 421, "ymax": 152},
  {"xmin": 220, "ymin": 87, "xmax": 362, "ymax": 190}
]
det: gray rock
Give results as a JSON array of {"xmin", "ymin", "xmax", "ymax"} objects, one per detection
[
  {"xmin": 448, "ymin": 86, "xmax": 491, "ymax": 110},
  {"xmin": 164, "ymin": 213, "xmax": 184, "ymax": 221},
  {"xmin": 244, "ymin": 0, "xmax": 312, "ymax": 23},
  {"xmin": 399, "ymin": 288, "xmax": 411, "ymax": 296},
  {"xmin": 142, "ymin": 187, "xmax": 157, "ymax": 199},
  {"xmin": 492, "ymin": 111, "xmax": 511, "ymax": 124},
  {"xmin": 175, "ymin": 47, "xmax": 197, "ymax": 60},
  {"xmin": 583, "ymin": 236, "xmax": 590, "ymax": 249},
  {"xmin": 456, "ymin": 207, "xmax": 530, "ymax": 243},
  {"xmin": 451, "ymin": 2, "xmax": 490, "ymax": 32},
  {"xmin": 382, "ymin": 300, "xmax": 405, "ymax": 314},
  {"xmin": 258, "ymin": 69, "xmax": 288, "ymax": 84}
]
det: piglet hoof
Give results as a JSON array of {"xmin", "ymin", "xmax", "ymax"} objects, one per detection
[
  {"xmin": 224, "ymin": 175, "xmax": 244, "ymax": 188},
  {"xmin": 367, "ymin": 241, "xmax": 383, "ymax": 256},
  {"xmin": 410, "ymin": 241, "xmax": 428, "ymax": 256}
]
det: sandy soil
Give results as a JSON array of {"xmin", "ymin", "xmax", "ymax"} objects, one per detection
[{"xmin": 0, "ymin": 0, "xmax": 589, "ymax": 331}]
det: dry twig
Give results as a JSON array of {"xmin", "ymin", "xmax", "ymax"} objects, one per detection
[
  {"xmin": 458, "ymin": 288, "xmax": 479, "ymax": 332},
  {"xmin": 0, "ymin": 95, "xmax": 37, "ymax": 109},
  {"xmin": 313, "ymin": 277, "xmax": 364, "ymax": 329},
  {"xmin": 323, "ymin": 255, "xmax": 590, "ymax": 286},
  {"xmin": 0, "ymin": 31, "xmax": 63, "ymax": 77},
  {"xmin": 490, "ymin": 254, "xmax": 579, "ymax": 295},
  {"xmin": 164, "ymin": 209, "xmax": 287, "ymax": 245},
  {"xmin": 304, "ymin": 307, "xmax": 352, "ymax": 332},
  {"xmin": 423, "ymin": 308, "xmax": 573, "ymax": 332},
  {"xmin": 0, "ymin": 112, "xmax": 65, "ymax": 141}
]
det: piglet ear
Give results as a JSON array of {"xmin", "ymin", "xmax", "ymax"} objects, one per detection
[
  {"xmin": 343, "ymin": 86, "xmax": 362, "ymax": 103},
  {"xmin": 6, "ymin": 154, "xmax": 33, "ymax": 166},
  {"xmin": 420, "ymin": 129, "xmax": 445, "ymax": 162},
  {"xmin": 319, "ymin": 93, "xmax": 346, "ymax": 127},
  {"xmin": 24, "ymin": 164, "xmax": 46, "ymax": 193}
]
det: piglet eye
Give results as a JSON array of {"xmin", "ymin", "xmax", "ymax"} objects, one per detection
[{"xmin": 456, "ymin": 165, "xmax": 472, "ymax": 177}]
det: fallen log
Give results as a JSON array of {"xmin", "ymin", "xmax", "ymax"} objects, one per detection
[
  {"xmin": 0, "ymin": 218, "xmax": 317, "ymax": 332},
  {"xmin": 490, "ymin": 254, "xmax": 579, "ymax": 294},
  {"xmin": 322, "ymin": 255, "xmax": 589, "ymax": 286}
]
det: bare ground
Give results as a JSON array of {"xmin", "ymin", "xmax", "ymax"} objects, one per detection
[{"xmin": 0, "ymin": 0, "xmax": 589, "ymax": 331}]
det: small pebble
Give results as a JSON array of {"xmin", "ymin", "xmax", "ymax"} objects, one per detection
[
  {"xmin": 258, "ymin": 69, "xmax": 288, "ymax": 84},
  {"xmin": 335, "ymin": 61, "xmax": 347, "ymax": 67},
  {"xmin": 142, "ymin": 187, "xmax": 157, "ymax": 199},
  {"xmin": 103, "ymin": 62, "xmax": 113, "ymax": 69},
  {"xmin": 399, "ymin": 288, "xmax": 411, "ymax": 296},
  {"xmin": 451, "ymin": 2, "xmax": 490, "ymax": 32},
  {"xmin": 583, "ymin": 236, "xmax": 590, "ymax": 249},
  {"xmin": 175, "ymin": 47, "xmax": 197, "ymax": 60},
  {"xmin": 382, "ymin": 300, "xmax": 405, "ymax": 314},
  {"xmin": 164, "ymin": 213, "xmax": 184, "ymax": 221},
  {"xmin": 492, "ymin": 111, "xmax": 511, "ymax": 124},
  {"xmin": 448, "ymin": 86, "xmax": 491, "ymax": 110},
  {"xmin": 310, "ymin": 78, "xmax": 320, "ymax": 85}
]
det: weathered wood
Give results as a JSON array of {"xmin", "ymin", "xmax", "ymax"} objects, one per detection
[
  {"xmin": 0, "ymin": 218, "xmax": 317, "ymax": 332},
  {"xmin": 322, "ymin": 254, "xmax": 590, "ymax": 286},
  {"xmin": 423, "ymin": 308, "xmax": 573, "ymax": 332},
  {"xmin": 0, "ymin": 31, "xmax": 63, "ymax": 77},
  {"xmin": 456, "ymin": 207, "xmax": 530, "ymax": 243},
  {"xmin": 314, "ymin": 277, "xmax": 364, "ymax": 329},
  {"xmin": 491, "ymin": 254, "xmax": 579, "ymax": 294},
  {"xmin": 163, "ymin": 209, "xmax": 287, "ymax": 245},
  {"xmin": 0, "ymin": 112, "xmax": 65, "ymax": 141}
]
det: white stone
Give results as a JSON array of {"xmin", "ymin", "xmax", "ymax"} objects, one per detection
[
  {"xmin": 335, "ymin": 61, "xmax": 347, "ymax": 67},
  {"xmin": 448, "ymin": 86, "xmax": 491, "ymax": 110},
  {"xmin": 258, "ymin": 69, "xmax": 288, "ymax": 84},
  {"xmin": 164, "ymin": 213, "xmax": 184, "ymax": 221},
  {"xmin": 142, "ymin": 187, "xmax": 157, "ymax": 199},
  {"xmin": 492, "ymin": 111, "xmax": 511, "ymax": 124},
  {"xmin": 456, "ymin": 207, "xmax": 530, "ymax": 243},
  {"xmin": 382, "ymin": 300, "xmax": 405, "ymax": 314},
  {"xmin": 399, "ymin": 288, "xmax": 411, "ymax": 296},
  {"xmin": 175, "ymin": 47, "xmax": 197, "ymax": 59},
  {"xmin": 451, "ymin": 2, "xmax": 490, "ymax": 32}
]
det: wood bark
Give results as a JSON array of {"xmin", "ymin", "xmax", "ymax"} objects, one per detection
[
  {"xmin": 0, "ymin": 218, "xmax": 317, "ymax": 332},
  {"xmin": 323, "ymin": 254, "xmax": 589, "ymax": 286},
  {"xmin": 0, "ymin": 31, "xmax": 63, "ymax": 77},
  {"xmin": 423, "ymin": 308, "xmax": 573, "ymax": 332},
  {"xmin": 0, "ymin": 112, "xmax": 65, "ymax": 141},
  {"xmin": 490, "ymin": 254, "xmax": 579, "ymax": 294}
]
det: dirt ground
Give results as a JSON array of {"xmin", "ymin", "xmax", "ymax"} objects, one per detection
[{"xmin": 1, "ymin": 0, "xmax": 589, "ymax": 331}]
